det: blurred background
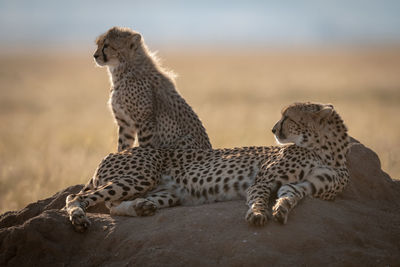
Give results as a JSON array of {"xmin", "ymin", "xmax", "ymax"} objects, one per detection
[{"xmin": 0, "ymin": 0, "xmax": 399, "ymax": 212}]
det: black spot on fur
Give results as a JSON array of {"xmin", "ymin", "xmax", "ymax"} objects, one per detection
[{"xmin": 299, "ymin": 170, "xmax": 304, "ymax": 180}]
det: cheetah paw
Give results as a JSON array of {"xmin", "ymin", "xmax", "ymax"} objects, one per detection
[
  {"xmin": 245, "ymin": 209, "xmax": 270, "ymax": 226},
  {"xmin": 272, "ymin": 198, "xmax": 291, "ymax": 224},
  {"xmin": 133, "ymin": 198, "xmax": 158, "ymax": 216},
  {"xmin": 70, "ymin": 208, "xmax": 91, "ymax": 233}
]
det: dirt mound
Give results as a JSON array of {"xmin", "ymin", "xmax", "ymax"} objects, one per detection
[{"xmin": 1, "ymin": 142, "xmax": 399, "ymax": 266}]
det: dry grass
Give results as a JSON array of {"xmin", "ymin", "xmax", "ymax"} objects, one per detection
[{"xmin": 0, "ymin": 47, "xmax": 399, "ymax": 213}]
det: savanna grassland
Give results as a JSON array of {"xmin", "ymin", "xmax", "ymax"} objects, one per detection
[{"xmin": 0, "ymin": 47, "xmax": 399, "ymax": 213}]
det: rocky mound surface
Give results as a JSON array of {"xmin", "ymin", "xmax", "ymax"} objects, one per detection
[{"xmin": 1, "ymin": 142, "xmax": 399, "ymax": 266}]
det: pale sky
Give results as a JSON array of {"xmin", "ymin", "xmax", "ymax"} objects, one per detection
[{"xmin": 1, "ymin": 0, "xmax": 399, "ymax": 48}]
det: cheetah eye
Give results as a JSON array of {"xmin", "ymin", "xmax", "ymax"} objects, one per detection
[{"xmin": 104, "ymin": 44, "xmax": 116, "ymax": 51}]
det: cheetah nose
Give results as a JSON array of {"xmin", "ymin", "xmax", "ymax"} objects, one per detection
[
  {"xmin": 272, "ymin": 128, "xmax": 276, "ymax": 134},
  {"xmin": 93, "ymin": 54, "xmax": 99, "ymax": 59}
]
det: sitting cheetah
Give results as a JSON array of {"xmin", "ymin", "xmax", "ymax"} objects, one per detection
[
  {"xmin": 94, "ymin": 26, "xmax": 212, "ymax": 151},
  {"xmin": 66, "ymin": 102, "xmax": 350, "ymax": 232}
]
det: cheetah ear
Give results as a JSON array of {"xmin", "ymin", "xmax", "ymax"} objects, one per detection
[
  {"xmin": 129, "ymin": 34, "xmax": 142, "ymax": 50},
  {"xmin": 317, "ymin": 105, "xmax": 334, "ymax": 121}
]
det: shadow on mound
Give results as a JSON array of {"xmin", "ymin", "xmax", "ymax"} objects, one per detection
[
  {"xmin": 345, "ymin": 142, "xmax": 400, "ymax": 201},
  {"xmin": 1, "ymin": 140, "xmax": 399, "ymax": 266}
]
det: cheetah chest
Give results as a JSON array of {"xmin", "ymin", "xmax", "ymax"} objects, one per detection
[{"xmin": 109, "ymin": 89, "xmax": 137, "ymax": 128}]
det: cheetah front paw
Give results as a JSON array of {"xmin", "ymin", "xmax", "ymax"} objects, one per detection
[
  {"xmin": 133, "ymin": 198, "xmax": 158, "ymax": 216},
  {"xmin": 245, "ymin": 204, "xmax": 270, "ymax": 226},
  {"xmin": 69, "ymin": 207, "xmax": 91, "ymax": 233},
  {"xmin": 272, "ymin": 198, "xmax": 291, "ymax": 224}
]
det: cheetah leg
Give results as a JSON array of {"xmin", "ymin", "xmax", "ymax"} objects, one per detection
[
  {"xmin": 273, "ymin": 168, "xmax": 349, "ymax": 224},
  {"xmin": 137, "ymin": 119, "xmax": 161, "ymax": 148},
  {"xmin": 245, "ymin": 181, "xmax": 275, "ymax": 226},
  {"xmin": 109, "ymin": 198, "xmax": 156, "ymax": 217},
  {"xmin": 61, "ymin": 176, "xmax": 99, "ymax": 214},
  {"xmin": 110, "ymin": 187, "xmax": 180, "ymax": 216},
  {"xmin": 61, "ymin": 177, "xmax": 95, "ymax": 211},
  {"xmin": 272, "ymin": 182, "xmax": 312, "ymax": 224},
  {"xmin": 65, "ymin": 179, "xmax": 154, "ymax": 232},
  {"xmin": 272, "ymin": 168, "xmax": 348, "ymax": 224},
  {"xmin": 117, "ymin": 125, "xmax": 137, "ymax": 152}
]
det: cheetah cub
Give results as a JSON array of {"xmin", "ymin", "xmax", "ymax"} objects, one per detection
[
  {"xmin": 66, "ymin": 102, "xmax": 350, "ymax": 232},
  {"xmin": 94, "ymin": 27, "xmax": 212, "ymax": 151}
]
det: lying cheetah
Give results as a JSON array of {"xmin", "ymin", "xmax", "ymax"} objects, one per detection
[
  {"xmin": 66, "ymin": 102, "xmax": 350, "ymax": 232},
  {"xmin": 94, "ymin": 27, "xmax": 212, "ymax": 151}
]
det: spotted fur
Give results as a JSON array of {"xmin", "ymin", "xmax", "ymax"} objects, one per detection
[
  {"xmin": 94, "ymin": 27, "xmax": 212, "ymax": 151},
  {"xmin": 66, "ymin": 102, "xmax": 350, "ymax": 232}
]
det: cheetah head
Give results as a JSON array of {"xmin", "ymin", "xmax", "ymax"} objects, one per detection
[
  {"xmin": 93, "ymin": 27, "xmax": 142, "ymax": 68},
  {"xmin": 272, "ymin": 102, "xmax": 340, "ymax": 149}
]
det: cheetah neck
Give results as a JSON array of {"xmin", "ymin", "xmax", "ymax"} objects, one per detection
[
  {"xmin": 108, "ymin": 47, "xmax": 174, "ymax": 93},
  {"xmin": 109, "ymin": 56, "xmax": 153, "ymax": 83},
  {"xmin": 314, "ymin": 113, "xmax": 350, "ymax": 168}
]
